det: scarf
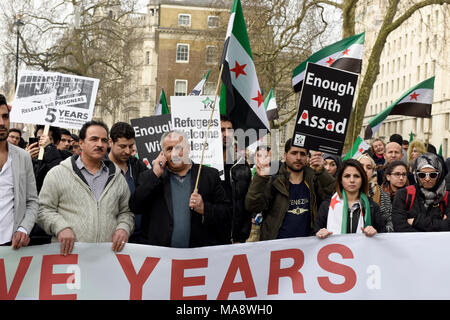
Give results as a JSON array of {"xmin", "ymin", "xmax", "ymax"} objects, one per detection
[
  {"xmin": 414, "ymin": 153, "xmax": 446, "ymax": 208},
  {"xmin": 327, "ymin": 191, "xmax": 371, "ymax": 234}
]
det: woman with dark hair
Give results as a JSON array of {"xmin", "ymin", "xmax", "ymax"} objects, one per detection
[
  {"xmin": 314, "ymin": 159, "xmax": 385, "ymax": 239},
  {"xmin": 392, "ymin": 152, "xmax": 450, "ymax": 232},
  {"xmin": 322, "ymin": 153, "xmax": 342, "ymax": 178},
  {"xmin": 381, "ymin": 160, "xmax": 409, "ymax": 202}
]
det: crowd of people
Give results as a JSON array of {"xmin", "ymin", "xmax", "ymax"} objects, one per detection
[{"xmin": 2, "ymin": 92, "xmax": 450, "ymax": 255}]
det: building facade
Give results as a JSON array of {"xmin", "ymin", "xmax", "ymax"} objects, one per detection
[{"xmin": 357, "ymin": 2, "xmax": 450, "ymax": 157}]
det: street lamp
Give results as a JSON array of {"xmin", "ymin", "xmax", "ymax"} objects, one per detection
[{"xmin": 14, "ymin": 14, "xmax": 25, "ymax": 90}]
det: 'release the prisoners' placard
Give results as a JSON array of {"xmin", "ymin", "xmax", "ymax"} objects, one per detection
[
  {"xmin": 170, "ymin": 96, "xmax": 224, "ymax": 179},
  {"xmin": 292, "ymin": 62, "xmax": 358, "ymax": 155},
  {"xmin": 10, "ymin": 70, "xmax": 99, "ymax": 130}
]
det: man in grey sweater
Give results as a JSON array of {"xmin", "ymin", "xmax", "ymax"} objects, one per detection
[{"xmin": 38, "ymin": 121, "xmax": 134, "ymax": 255}]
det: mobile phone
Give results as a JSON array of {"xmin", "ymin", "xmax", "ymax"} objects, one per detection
[{"xmin": 29, "ymin": 137, "xmax": 39, "ymax": 145}]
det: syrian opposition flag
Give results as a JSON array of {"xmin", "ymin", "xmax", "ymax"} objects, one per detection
[
  {"xmin": 292, "ymin": 32, "xmax": 365, "ymax": 92},
  {"xmin": 342, "ymin": 136, "xmax": 370, "ymax": 161},
  {"xmin": 154, "ymin": 88, "xmax": 169, "ymax": 115},
  {"xmin": 189, "ymin": 70, "xmax": 210, "ymax": 96},
  {"xmin": 364, "ymin": 76, "xmax": 435, "ymax": 139},
  {"xmin": 327, "ymin": 192, "xmax": 371, "ymax": 234},
  {"xmin": 264, "ymin": 88, "xmax": 279, "ymax": 121},
  {"xmin": 220, "ymin": 0, "xmax": 270, "ymax": 132}
]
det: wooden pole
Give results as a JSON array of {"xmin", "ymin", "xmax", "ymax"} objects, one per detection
[
  {"xmin": 194, "ymin": 64, "xmax": 224, "ymax": 192},
  {"xmin": 37, "ymin": 124, "xmax": 49, "ymax": 160}
]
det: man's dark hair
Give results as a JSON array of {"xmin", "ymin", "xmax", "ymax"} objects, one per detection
[
  {"xmin": 402, "ymin": 140, "xmax": 409, "ymax": 145},
  {"xmin": 220, "ymin": 114, "xmax": 233, "ymax": 123},
  {"xmin": 256, "ymin": 145, "xmax": 271, "ymax": 152},
  {"xmin": 110, "ymin": 122, "xmax": 135, "ymax": 143},
  {"xmin": 71, "ymin": 133, "xmax": 79, "ymax": 142},
  {"xmin": 34, "ymin": 125, "xmax": 62, "ymax": 144},
  {"xmin": 0, "ymin": 94, "xmax": 8, "ymax": 113},
  {"xmin": 79, "ymin": 120, "xmax": 109, "ymax": 140},
  {"xmin": 8, "ymin": 128, "xmax": 22, "ymax": 137},
  {"xmin": 284, "ymin": 138, "xmax": 309, "ymax": 154},
  {"xmin": 389, "ymin": 134, "xmax": 403, "ymax": 146},
  {"xmin": 60, "ymin": 128, "xmax": 72, "ymax": 137}
]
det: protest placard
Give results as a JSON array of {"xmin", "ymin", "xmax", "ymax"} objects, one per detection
[
  {"xmin": 292, "ymin": 62, "xmax": 358, "ymax": 155},
  {"xmin": 171, "ymin": 96, "xmax": 224, "ymax": 179},
  {"xmin": 10, "ymin": 70, "xmax": 99, "ymax": 130},
  {"xmin": 130, "ymin": 114, "xmax": 172, "ymax": 168}
]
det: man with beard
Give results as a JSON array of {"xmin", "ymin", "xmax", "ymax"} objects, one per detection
[
  {"xmin": 0, "ymin": 94, "xmax": 38, "ymax": 248},
  {"xmin": 245, "ymin": 138, "xmax": 336, "ymax": 240}
]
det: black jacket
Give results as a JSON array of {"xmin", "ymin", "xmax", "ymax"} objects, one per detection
[
  {"xmin": 129, "ymin": 163, "xmax": 232, "ymax": 247},
  {"xmin": 33, "ymin": 144, "xmax": 72, "ymax": 193},
  {"xmin": 392, "ymin": 185, "xmax": 450, "ymax": 232},
  {"xmin": 314, "ymin": 196, "xmax": 385, "ymax": 234},
  {"xmin": 223, "ymin": 158, "xmax": 252, "ymax": 243}
]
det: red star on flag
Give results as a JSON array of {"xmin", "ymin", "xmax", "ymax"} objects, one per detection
[
  {"xmin": 330, "ymin": 194, "xmax": 340, "ymax": 210},
  {"xmin": 252, "ymin": 90, "xmax": 264, "ymax": 107},
  {"xmin": 326, "ymin": 57, "xmax": 335, "ymax": 66},
  {"xmin": 410, "ymin": 91, "xmax": 420, "ymax": 101},
  {"xmin": 359, "ymin": 148, "xmax": 364, "ymax": 153},
  {"xmin": 230, "ymin": 61, "xmax": 247, "ymax": 79},
  {"xmin": 342, "ymin": 49, "xmax": 350, "ymax": 55}
]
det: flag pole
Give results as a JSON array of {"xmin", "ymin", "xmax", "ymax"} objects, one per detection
[{"xmin": 194, "ymin": 64, "xmax": 224, "ymax": 192}]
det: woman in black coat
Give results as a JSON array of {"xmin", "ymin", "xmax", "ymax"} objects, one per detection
[
  {"xmin": 314, "ymin": 159, "xmax": 385, "ymax": 239},
  {"xmin": 392, "ymin": 152, "xmax": 450, "ymax": 232}
]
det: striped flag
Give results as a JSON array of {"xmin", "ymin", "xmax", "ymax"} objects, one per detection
[
  {"xmin": 220, "ymin": 0, "xmax": 270, "ymax": 132},
  {"xmin": 292, "ymin": 32, "xmax": 365, "ymax": 92},
  {"xmin": 342, "ymin": 136, "xmax": 370, "ymax": 160},
  {"xmin": 264, "ymin": 88, "xmax": 279, "ymax": 121},
  {"xmin": 154, "ymin": 88, "xmax": 169, "ymax": 115},
  {"xmin": 189, "ymin": 70, "xmax": 210, "ymax": 96},
  {"xmin": 364, "ymin": 77, "xmax": 435, "ymax": 139}
]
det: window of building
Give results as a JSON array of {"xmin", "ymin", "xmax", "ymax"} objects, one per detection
[
  {"xmin": 178, "ymin": 14, "xmax": 191, "ymax": 27},
  {"xmin": 206, "ymin": 45, "xmax": 218, "ymax": 64},
  {"xmin": 418, "ymin": 42, "xmax": 422, "ymax": 56},
  {"xmin": 203, "ymin": 82, "xmax": 215, "ymax": 95},
  {"xmin": 417, "ymin": 66, "xmax": 420, "ymax": 81},
  {"xmin": 425, "ymin": 63, "xmax": 428, "ymax": 78},
  {"xmin": 176, "ymin": 44, "xmax": 189, "ymax": 63},
  {"xmin": 174, "ymin": 79, "xmax": 188, "ymax": 96},
  {"xmin": 445, "ymin": 113, "xmax": 449, "ymax": 131},
  {"xmin": 144, "ymin": 88, "xmax": 150, "ymax": 100},
  {"xmin": 432, "ymin": 60, "xmax": 436, "ymax": 75},
  {"xmin": 145, "ymin": 51, "xmax": 150, "ymax": 65},
  {"xmin": 208, "ymin": 16, "xmax": 219, "ymax": 28}
]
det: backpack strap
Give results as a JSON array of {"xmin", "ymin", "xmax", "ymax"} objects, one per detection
[
  {"xmin": 405, "ymin": 185, "xmax": 416, "ymax": 211},
  {"xmin": 439, "ymin": 191, "xmax": 449, "ymax": 216}
]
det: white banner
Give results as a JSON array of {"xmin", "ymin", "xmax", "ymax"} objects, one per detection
[
  {"xmin": 2, "ymin": 233, "xmax": 450, "ymax": 300},
  {"xmin": 170, "ymin": 96, "xmax": 224, "ymax": 179},
  {"xmin": 10, "ymin": 70, "xmax": 99, "ymax": 130}
]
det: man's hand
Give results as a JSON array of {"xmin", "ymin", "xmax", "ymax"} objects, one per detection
[
  {"xmin": 11, "ymin": 231, "xmax": 30, "ymax": 250},
  {"xmin": 309, "ymin": 151, "xmax": 324, "ymax": 172},
  {"xmin": 255, "ymin": 149, "xmax": 272, "ymax": 176},
  {"xmin": 152, "ymin": 151, "xmax": 167, "ymax": 178},
  {"xmin": 57, "ymin": 228, "xmax": 75, "ymax": 256},
  {"xmin": 189, "ymin": 190, "xmax": 204, "ymax": 214},
  {"xmin": 26, "ymin": 142, "xmax": 40, "ymax": 159},
  {"xmin": 112, "ymin": 229, "xmax": 129, "ymax": 252}
]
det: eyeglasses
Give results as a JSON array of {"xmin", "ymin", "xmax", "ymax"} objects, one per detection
[
  {"xmin": 417, "ymin": 172, "xmax": 439, "ymax": 179},
  {"xmin": 390, "ymin": 172, "xmax": 407, "ymax": 177}
]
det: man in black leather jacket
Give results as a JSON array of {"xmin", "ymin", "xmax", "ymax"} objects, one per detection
[{"xmin": 221, "ymin": 116, "xmax": 252, "ymax": 243}]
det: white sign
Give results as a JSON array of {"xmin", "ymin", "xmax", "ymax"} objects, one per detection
[
  {"xmin": 170, "ymin": 96, "xmax": 224, "ymax": 179},
  {"xmin": 2, "ymin": 233, "xmax": 450, "ymax": 300},
  {"xmin": 10, "ymin": 70, "xmax": 99, "ymax": 129}
]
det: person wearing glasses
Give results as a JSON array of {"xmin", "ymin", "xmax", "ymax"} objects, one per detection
[
  {"xmin": 381, "ymin": 160, "xmax": 409, "ymax": 202},
  {"xmin": 392, "ymin": 153, "xmax": 450, "ymax": 232}
]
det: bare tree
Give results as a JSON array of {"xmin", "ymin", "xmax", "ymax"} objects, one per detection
[{"xmin": 0, "ymin": 0, "xmax": 145, "ymax": 123}]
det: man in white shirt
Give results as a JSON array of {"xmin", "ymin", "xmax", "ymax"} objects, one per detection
[{"xmin": 0, "ymin": 94, "xmax": 38, "ymax": 248}]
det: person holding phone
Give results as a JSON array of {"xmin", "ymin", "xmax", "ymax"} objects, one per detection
[{"xmin": 129, "ymin": 130, "xmax": 231, "ymax": 248}]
